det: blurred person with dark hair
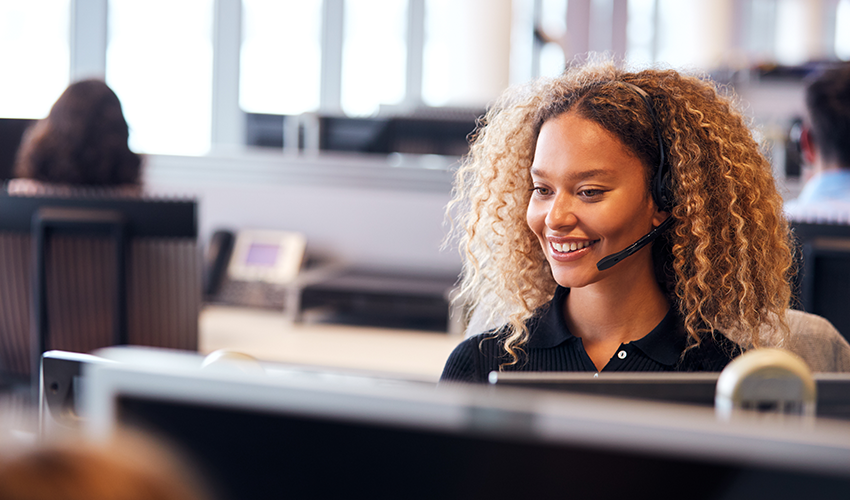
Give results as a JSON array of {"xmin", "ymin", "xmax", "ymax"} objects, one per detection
[
  {"xmin": 8, "ymin": 79, "xmax": 142, "ymax": 196},
  {"xmin": 785, "ymin": 64, "xmax": 850, "ymax": 221}
]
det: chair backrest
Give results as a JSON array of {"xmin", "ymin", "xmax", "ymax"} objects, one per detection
[
  {"xmin": 784, "ymin": 308, "xmax": 850, "ymax": 373},
  {"xmin": 0, "ymin": 191, "xmax": 200, "ymax": 380},
  {"xmin": 791, "ymin": 222, "xmax": 850, "ymax": 343}
]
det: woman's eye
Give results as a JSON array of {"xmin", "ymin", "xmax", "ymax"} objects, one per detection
[
  {"xmin": 579, "ymin": 189, "xmax": 602, "ymax": 197},
  {"xmin": 531, "ymin": 186, "xmax": 551, "ymax": 196}
]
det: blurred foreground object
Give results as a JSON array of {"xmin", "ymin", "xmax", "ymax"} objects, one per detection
[
  {"xmin": 716, "ymin": 348, "xmax": 816, "ymax": 422},
  {"xmin": 0, "ymin": 430, "xmax": 211, "ymax": 500}
]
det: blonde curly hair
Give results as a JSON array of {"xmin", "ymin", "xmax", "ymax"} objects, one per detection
[{"xmin": 449, "ymin": 61, "xmax": 793, "ymax": 366}]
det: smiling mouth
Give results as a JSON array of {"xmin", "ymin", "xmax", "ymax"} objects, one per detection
[{"xmin": 551, "ymin": 240, "xmax": 597, "ymax": 253}]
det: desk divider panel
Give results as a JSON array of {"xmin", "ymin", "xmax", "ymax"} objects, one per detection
[{"xmin": 0, "ymin": 191, "xmax": 200, "ymax": 383}]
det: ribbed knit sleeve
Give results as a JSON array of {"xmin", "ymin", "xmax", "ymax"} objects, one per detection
[{"xmin": 440, "ymin": 338, "xmax": 482, "ymax": 383}]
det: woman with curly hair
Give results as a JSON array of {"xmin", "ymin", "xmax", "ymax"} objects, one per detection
[
  {"xmin": 440, "ymin": 61, "xmax": 794, "ymax": 383},
  {"xmin": 9, "ymin": 79, "xmax": 142, "ymax": 195}
]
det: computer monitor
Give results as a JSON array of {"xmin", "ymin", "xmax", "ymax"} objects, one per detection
[
  {"xmin": 791, "ymin": 222, "xmax": 850, "ymax": 341},
  {"xmin": 490, "ymin": 372, "xmax": 719, "ymax": 405},
  {"xmin": 81, "ymin": 347, "xmax": 850, "ymax": 500},
  {"xmin": 488, "ymin": 371, "xmax": 850, "ymax": 420},
  {"xmin": 800, "ymin": 238, "xmax": 850, "ymax": 341}
]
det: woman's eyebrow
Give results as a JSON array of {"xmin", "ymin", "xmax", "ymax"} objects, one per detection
[{"xmin": 529, "ymin": 167, "xmax": 615, "ymax": 181}]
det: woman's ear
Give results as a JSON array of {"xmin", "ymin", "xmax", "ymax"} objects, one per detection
[{"xmin": 652, "ymin": 210, "xmax": 670, "ymax": 228}]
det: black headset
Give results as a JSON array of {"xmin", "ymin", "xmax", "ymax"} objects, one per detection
[
  {"xmin": 595, "ymin": 81, "xmax": 674, "ymax": 271},
  {"xmin": 619, "ymin": 81, "xmax": 673, "ymax": 212}
]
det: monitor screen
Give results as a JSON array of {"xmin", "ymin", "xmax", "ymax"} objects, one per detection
[{"xmin": 81, "ymin": 348, "xmax": 850, "ymax": 500}]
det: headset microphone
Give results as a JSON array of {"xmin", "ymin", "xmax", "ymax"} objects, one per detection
[
  {"xmin": 596, "ymin": 217, "xmax": 674, "ymax": 271},
  {"xmin": 595, "ymin": 81, "xmax": 674, "ymax": 272}
]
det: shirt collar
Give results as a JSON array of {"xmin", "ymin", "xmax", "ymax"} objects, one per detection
[
  {"xmin": 526, "ymin": 286, "xmax": 574, "ymax": 349},
  {"xmin": 526, "ymin": 286, "xmax": 685, "ymax": 366},
  {"xmin": 629, "ymin": 306, "xmax": 686, "ymax": 366}
]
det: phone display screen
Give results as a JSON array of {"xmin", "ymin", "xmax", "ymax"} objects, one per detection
[{"xmin": 245, "ymin": 243, "xmax": 280, "ymax": 267}]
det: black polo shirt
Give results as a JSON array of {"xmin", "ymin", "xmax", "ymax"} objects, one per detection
[{"xmin": 440, "ymin": 286, "xmax": 739, "ymax": 383}]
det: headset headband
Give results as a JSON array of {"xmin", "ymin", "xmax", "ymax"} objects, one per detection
[{"xmin": 618, "ymin": 81, "xmax": 672, "ymax": 212}]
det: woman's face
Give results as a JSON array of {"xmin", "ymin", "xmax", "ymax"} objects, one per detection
[{"xmin": 526, "ymin": 112, "xmax": 666, "ymax": 289}]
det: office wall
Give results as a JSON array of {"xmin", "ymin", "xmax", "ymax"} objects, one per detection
[{"xmin": 143, "ymin": 151, "xmax": 461, "ymax": 275}]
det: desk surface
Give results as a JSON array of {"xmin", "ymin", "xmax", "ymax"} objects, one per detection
[{"xmin": 199, "ymin": 305, "xmax": 461, "ymax": 383}]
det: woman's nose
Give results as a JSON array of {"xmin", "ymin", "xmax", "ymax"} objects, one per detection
[{"xmin": 545, "ymin": 195, "xmax": 578, "ymax": 230}]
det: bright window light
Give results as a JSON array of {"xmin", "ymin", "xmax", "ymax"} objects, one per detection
[
  {"xmin": 539, "ymin": 0, "xmax": 567, "ymax": 77},
  {"xmin": 240, "ymin": 0, "xmax": 322, "ymax": 115},
  {"xmin": 539, "ymin": 43, "xmax": 566, "ymax": 77},
  {"xmin": 626, "ymin": 0, "xmax": 654, "ymax": 67},
  {"xmin": 837, "ymin": 0, "xmax": 850, "ymax": 60},
  {"xmin": 341, "ymin": 0, "xmax": 407, "ymax": 116},
  {"xmin": 540, "ymin": 0, "xmax": 567, "ymax": 39},
  {"xmin": 422, "ymin": 0, "xmax": 455, "ymax": 107},
  {"xmin": 106, "ymin": 0, "xmax": 214, "ymax": 156},
  {"xmin": 775, "ymin": 0, "xmax": 807, "ymax": 66},
  {"xmin": 423, "ymin": 0, "xmax": 512, "ymax": 108},
  {"xmin": 0, "ymin": 1, "xmax": 70, "ymax": 118},
  {"xmin": 655, "ymin": 0, "xmax": 698, "ymax": 68}
]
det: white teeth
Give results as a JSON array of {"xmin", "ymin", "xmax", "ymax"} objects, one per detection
[{"xmin": 552, "ymin": 241, "xmax": 593, "ymax": 253}]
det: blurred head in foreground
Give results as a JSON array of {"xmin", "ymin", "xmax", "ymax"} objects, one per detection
[{"xmin": 0, "ymin": 430, "xmax": 210, "ymax": 500}]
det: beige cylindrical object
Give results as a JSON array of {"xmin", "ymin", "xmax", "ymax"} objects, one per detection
[{"xmin": 715, "ymin": 348, "xmax": 816, "ymax": 421}]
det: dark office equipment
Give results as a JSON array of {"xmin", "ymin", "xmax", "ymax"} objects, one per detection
[
  {"xmin": 785, "ymin": 117, "xmax": 804, "ymax": 178},
  {"xmin": 317, "ymin": 116, "xmax": 389, "ymax": 152},
  {"xmin": 298, "ymin": 268, "xmax": 458, "ymax": 331},
  {"xmin": 244, "ymin": 110, "xmax": 481, "ymax": 156},
  {"xmin": 203, "ymin": 229, "xmax": 235, "ymax": 298},
  {"xmin": 245, "ymin": 113, "xmax": 287, "ymax": 148},
  {"xmin": 0, "ymin": 118, "xmax": 35, "ymax": 181},
  {"xmin": 489, "ymin": 371, "xmax": 850, "ymax": 421},
  {"xmin": 319, "ymin": 114, "xmax": 477, "ymax": 156},
  {"xmin": 83, "ymin": 349, "xmax": 850, "ymax": 500},
  {"xmin": 0, "ymin": 191, "xmax": 200, "ymax": 388},
  {"xmin": 791, "ymin": 222, "xmax": 850, "ymax": 341}
]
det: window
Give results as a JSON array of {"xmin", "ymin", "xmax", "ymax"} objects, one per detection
[
  {"xmin": 539, "ymin": 0, "xmax": 567, "ymax": 77},
  {"xmin": 240, "ymin": 0, "xmax": 322, "ymax": 115},
  {"xmin": 423, "ymin": 0, "xmax": 511, "ymax": 108},
  {"xmin": 106, "ymin": 0, "xmax": 214, "ymax": 155},
  {"xmin": 0, "ymin": 1, "xmax": 70, "ymax": 118},
  {"xmin": 775, "ymin": 0, "xmax": 807, "ymax": 66},
  {"xmin": 626, "ymin": 0, "xmax": 655, "ymax": 67},
  {"xmin": 655, "ymin": 0, "xmax": 701, "ymax": 68},
  {"xmin": 836, "ymin": 0, "xmax": 850, "ymax": 60},
  {"xmin": 341, "ymin": 0, "xmax": 407, "ymax": 116}
]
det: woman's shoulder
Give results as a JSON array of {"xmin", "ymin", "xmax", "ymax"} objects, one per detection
[
  {"xmin": 449, "ymin": 329, "xmax": 505, "ymax": 361},
  {"xmin": 439, "ymin": 330, "xmax": 506, "ymax": 383}
]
